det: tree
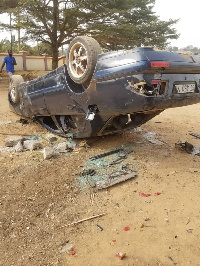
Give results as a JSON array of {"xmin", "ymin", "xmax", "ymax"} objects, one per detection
[
  {"xmin": 2, "ymin": 0, "xmax": 179, "ymax": 69},
  {"xmin": 0, "ymin": 38, "xmax": 17, "ymax": 53},
  {"xmin": 0, "ymin": 0, "xmax": 19, "ymax": 13}
]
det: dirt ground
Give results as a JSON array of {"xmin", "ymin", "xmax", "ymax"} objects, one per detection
[{"xmin": 1, "ymin": 75, "xmax": 200, "ymax": 266}]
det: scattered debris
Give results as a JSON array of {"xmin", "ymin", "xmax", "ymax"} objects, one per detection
[
  {"xmin": 82, "ymin": 169, "xmax": 96, "ymax": 177},
  {"xmin": 49, "ymin": 136, "xmax": 58, "ymax": 142},
  {"xmin": 186, "ymin": 217, "xmax": 190, "ymax": 225},
  {"xmin": 66, "ymin": 213, "xmax": 106, "ymax": 226},
  {"xmin": 45, "ymin": 134, "xmax": 58, "ymax": 143},
  {"xmin": 1, "ymin": 133, "xmax": 87, "ymax": 158},
  {"xmin": 186, "ymin": 229, "xmax": 193, "ymax": 233},
  {"xmin": 23, "ymin": 139, "xmax": 43, "ymax": 151},
  {"xmin": 168, "ymin": 256, "xmax": 177, "ymax": 264},
  {"xmin": 97, "ymin": 224, "xmax": 103, "ymax": 231},
  {"xmin": 0, "ymin": 147, "xmax": 15, "ymax": 152},
  {"xmin": 78, "ymin": 140, "xmax": 90, "ymax": 148},
  {"xmin": 71, "ymin": 249, "xmax": 76, "ymax": 256},
  {"xmin": 66, "ymin": 139, "xmax": 78, "ymax": 149},
  {"xmin": 60, "ymin": 243, "xmax": 73, "ymax": 253},
  {"xmin": 53, "ymin": 142, "xmax": 68, "ymax": 153},
  {"xmin": 25, "ymin": 135, "xmax": 40, "ymax": 140},
  {"xmin": 89, "ymin": 149, "xmax": 123, "ymax": 160},
  {"xmin": 143, "ymin": 132, "xmax": 165, "ymax": 145},
  {"xmin": 16, "ymin": 118, "xmax": 29, "ymax": 124},
  {"xmin": 139, "ymin": 192, "xmax": 151, "ymax": 197},
  {"xmin": 116, "ymin": 252, "xmax": 126, "ymax": 260},
  {"xmin": 71, "ymin": 146, "xmax": 82, "ymax": 152},
  {"xmin": 189, "ymin": 168, "xmax": 200, "ymax": 173},
  {"xmin": 175, "ymin": 141, "xmax": 200, "ymax": 155},
  {"xmin": 168, "ymin": 171, "xmax": 177, "ymax": 176},
  {"xmin": 124, "ymin": 226, "xmax": 130, "ymax": 231},
  {"xmin": 5, "ymin": 136, "xmax": 24, "ymax": 147},
  {"xmin": 189, "ymin": 133, "xmax": 200, "ymax": 139},
  {"xmin": 14, "ymin": 141, "xmax": 24, "ymax": 152},
  {"xmin": 5, "ymin": 135, "xmax": 42, "ymax": 152},
  {"xmin": 155, "ymin": 192, "xmax": 161, "ymax": 196},
  {"xmin": 95, "ymin": 171, "xmax": 136, "ymax": 189},
  {"xmin": 79, "ymin": 144, "xmax": 136, "ymax": 189},
  {"xmin": 139, "ymin": 223, "xmax": 144, "ymax": 228},
  {"xmin": 42, "ymin": 146, "xmax": 55, "ymax": 160}
]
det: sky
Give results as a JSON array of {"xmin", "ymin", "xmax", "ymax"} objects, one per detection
[
  {"xmin": 0, "ymin": 0, "xmax": 200, "ymax": 49},
  {"xmin": 153, "ymin": 0, "xmax": 200, "ymax": 48}
]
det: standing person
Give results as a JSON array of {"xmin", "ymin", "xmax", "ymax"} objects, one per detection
[{"xmin": 0, "ymin": 50, "xmax": 17, "ymax": 77}]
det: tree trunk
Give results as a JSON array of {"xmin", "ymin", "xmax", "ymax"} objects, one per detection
[
  {"xmin": 52, "ymin": 0, "xmax": 59, "ymax": 70},
  {"xmin": 52, "ymin": 45, "xmax": 59, "ymax": 69}
]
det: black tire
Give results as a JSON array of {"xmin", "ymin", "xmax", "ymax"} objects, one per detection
[
  {"xmin": 9, "ymin": 75, "xmax": 24, "ymax": 103},
  {"xmin": 67, "ymin": 36, "xmax": 102, "ymax": 84}
]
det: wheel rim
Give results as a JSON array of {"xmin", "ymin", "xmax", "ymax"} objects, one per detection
[{"xmin": 68, "ymin": 42, "xmax": 88, "ymax": 79}]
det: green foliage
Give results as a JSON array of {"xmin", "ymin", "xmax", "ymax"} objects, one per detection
[
  {"xmin": 1, "ymin": 0, "xmax": 179, "ymax": 68},
  {"xmin": 0, "ymin": 0, "xmax": 19, "ymax": 13},
  {"xmin": 0, "ymin": 38, "xmax": 52, "ymax": 56},
  {"xmin": 0, "ymin": 37, "xmax": 18, "ymax": 53}
]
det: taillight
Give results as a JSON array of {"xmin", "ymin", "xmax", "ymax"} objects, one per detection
[
  {"xmin": 151, "ymin": 80, "xmax": 161, "ymax": 84},
  {"xmin": 151, "ymin": 62, "xmax": 169, "ymax": 68}
]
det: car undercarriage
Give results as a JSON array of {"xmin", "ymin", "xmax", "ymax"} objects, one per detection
[{"xmin": 8, "ymin": 36, "xmax": 200, "ymax": 138}]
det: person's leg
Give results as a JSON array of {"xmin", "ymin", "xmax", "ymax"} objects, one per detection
[{"xmin": 7, "ymin": 72, "xmax": 13, "ymax": 89}]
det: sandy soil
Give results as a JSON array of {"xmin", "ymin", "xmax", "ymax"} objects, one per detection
[{"xmin": 0, "ymin": 76, "xmax": 200, "ymax": 266}]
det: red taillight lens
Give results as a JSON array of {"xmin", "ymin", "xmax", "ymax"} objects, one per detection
[
  {"xmin": 151, "ymin": 80, "xmax": 161, "ymax": 84},
  {"xmin": 151, "ymin": 62, "xmax": 169, "ymax": 68}
]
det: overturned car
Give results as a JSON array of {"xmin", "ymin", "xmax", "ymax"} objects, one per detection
[{"xmin": 9, "ymin": 36, "xmax": 200, "ymax": 138}]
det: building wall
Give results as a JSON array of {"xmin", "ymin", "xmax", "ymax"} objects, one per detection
[
  {"xmin": 26, "ymin": 56, "xmax": 49, "ymax": 71},
  {"xmin": 0, "ymin": 52, "xmax": 66, "ymax": 72}
]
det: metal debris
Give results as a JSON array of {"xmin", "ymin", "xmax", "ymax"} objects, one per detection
[
  {"xmin": 95, "ymin": 170, "xmax": 136, "ymax": 189},
  {"xmin": 168, "ymin": 256, "xmax": 177, "ymax": 265},
  {"xmin": 89, "ymin": 148, "xmax": 123, "ymax": 160},
  {"xmin": 175, "ymin": 141, "xmax": 200, "ymax": 155},
  {"xmin": 79, "ymin": 144, "xmax": 136, "ymax": 189},
  {"xmin": 190, "ymin": 133, "xmax": 200, "ymax": 139},
  {"xmin": 97, "ymin": 224, "xmax": 103, "ymax": 231}
]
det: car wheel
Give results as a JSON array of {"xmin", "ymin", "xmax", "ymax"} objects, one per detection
[
  {"xmin": 9, "ymin": 75, "xmax": 24, "ymax": 103},
  {"xmin": 67, "ymin": 36, "xmax": 102, "ymax": 84}
]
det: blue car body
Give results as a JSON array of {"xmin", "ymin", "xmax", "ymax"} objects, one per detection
[{"xmin": 9, "ymin": 47, "xmax": 200, "ymax": 138}]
